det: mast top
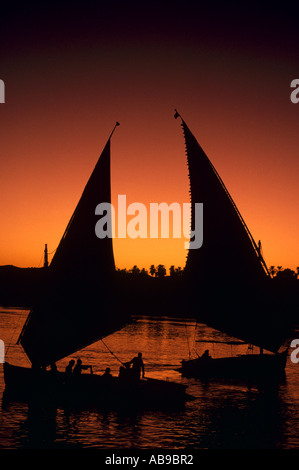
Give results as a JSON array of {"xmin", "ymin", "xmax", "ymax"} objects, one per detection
[
  {"xmin": 174, "ymin": 109, "xmax": 181, "ymax": 120},
  {"xmin": 109, "ymin": 121, "xmax": 120, "ymax": 140}
]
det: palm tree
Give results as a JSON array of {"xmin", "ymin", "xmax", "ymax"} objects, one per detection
[
  {"xmin": 117, "ymin": 267, "xmax": 128, "ymax": 274},
  {"xmin": 130, "ymin": 265, "xmax": 140, "ymax": 275},
  {"xmin": 156, "ymin": 264, "xmax": 166, "ymax": 278},
  {"xmin": 149, "ymin": 265, "xmax": 156, "ymax": 277},
  {"xmin": 169, "ymin": 265, "xmax": 175, "ymax": 276},
  {"xmin": 175, "ymin": 266, "xmax": 183, "ymax": 276},
  {"xmin": 296, "ymin": 267, "xmax": 299, "ymax": 279}
]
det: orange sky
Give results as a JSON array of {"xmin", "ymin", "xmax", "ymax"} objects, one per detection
[{"xmin": 0, "ymin": 4, "xmax": 298, "ymax": 272}]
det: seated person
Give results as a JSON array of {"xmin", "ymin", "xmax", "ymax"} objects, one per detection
[
  {"xmin": 73, "ymin": 358, "xmax": 93, "ymax": 375},
  {"xmin": 201, "ymin": 349, "xmax": 211, "ymax": 360},
  {"xmin": 102, "ymin": 367, "xmax": 113, "ymax": 381}
]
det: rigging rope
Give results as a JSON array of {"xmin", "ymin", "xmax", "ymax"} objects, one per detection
[
  {"xmin": 37, "ymin": 253, "xmax": 44, "ymax": 268},
  {"xmin": 184, "ymin": 321, "xmax": 191, "ymax": 360},
  {"xmin": 100, "ymin": 338, "xmax": 126, "ymax": 367}
]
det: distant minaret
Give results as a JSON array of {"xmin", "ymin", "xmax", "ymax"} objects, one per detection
[{"xmin": 44, "ymin": 244, "xmax": 49, "ymax": 268}]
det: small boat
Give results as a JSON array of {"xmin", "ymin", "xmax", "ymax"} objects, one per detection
[
  {"xmin": 3, "ymin": 362, "xmax": 191, "ymax": 408},
  {"xmin": 176, "ymin": 348, "xmax": 288, "ymax": 381},
  {"xmin": 4, "ymin": 122, "xmax": 193, "ymax": 408},
  {"xmin": 173, "ymin": 110, "xmax": 294, "ymax": 380}
]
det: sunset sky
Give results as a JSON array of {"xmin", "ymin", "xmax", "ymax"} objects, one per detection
[{"xmin": 0, "ymin": 2, "xmax": 298, "ymax": 272}]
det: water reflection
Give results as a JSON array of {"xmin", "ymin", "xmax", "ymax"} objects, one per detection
[
  {"xmin": 0, "ymin": 372, "xmax": 295, "ymax": 449},
  {"xmin": 0, "ymin": 310, "xmax": 298, "ymax": 449}
]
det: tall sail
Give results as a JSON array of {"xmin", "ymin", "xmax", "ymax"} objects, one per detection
[
  {"xmin": 18, "ymin": 125, "xmax": 127, "ymax": 366},
  {"xmin": 176, "ymin": 112, "xmax": 292, "ymax": 352}
]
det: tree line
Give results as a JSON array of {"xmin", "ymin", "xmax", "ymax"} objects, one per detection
[
  {"xmin": 269, "ymin": 266, "xmax": 299, "ymax": 280},
  {"xmin": 116, "ymin": 264, "xmax": 299, "ymax": 280},
  {"xmin": 116, "ymin": 264, "xmax": 184, "ymax": 278}
]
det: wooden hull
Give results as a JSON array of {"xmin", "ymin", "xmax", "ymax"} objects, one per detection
[
  {"xmin": 3, "ymin": 362, "xmax": 192, "ymax": 408},
  {"xmin": 177, "ymin": 350, "xmax": 288, "ymax": 381}
]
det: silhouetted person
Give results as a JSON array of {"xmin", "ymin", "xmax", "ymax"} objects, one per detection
[
  {"xmin": 129, "ymin": 352, "xmax": 145, "ymax": 379},
  {"xmin": 73, "ymin": 358, "xmax": 93, "ymax": 375},
  {"xmin": 102, "ymin": 367, "xmax": 113, "ymax": 381},
  {"xmin": 201, "ymin": 349, "xmax": 211, "ymax": 360},
  {"xmin": 118, "ymin": 362, "xmax": 132, "ymax": 380},
  {"xmin": 65, "ymin": 359, "xmax": 75, "ymax": 376}
]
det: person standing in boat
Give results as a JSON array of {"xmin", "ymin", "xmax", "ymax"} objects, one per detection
[
  {"xmin": 65, "ymin": 359, "xmax": 75, "ymax": 376},
  {"xmin": 129, "ymin": 352, "xmax": 145, "ymax": 379},
  {"xmin": 73, "ymin": 358, "xmax": 93, "ymax": 375}
]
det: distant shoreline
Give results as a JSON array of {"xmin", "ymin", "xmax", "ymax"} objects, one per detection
[{"xmin": 0, "ymin": 265, "xmax": 298, "ymax": 317}]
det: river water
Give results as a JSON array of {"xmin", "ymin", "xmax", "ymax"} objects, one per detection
[{"xmin": 0, "ymin": 307, "xmax": 298, "ymax": 449}]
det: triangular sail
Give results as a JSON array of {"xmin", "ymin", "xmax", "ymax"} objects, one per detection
[
  {"xmin": 18, "ymin": 127, "xmax": 127, "ymax": 366},
  {"xmin": 176, "ymin": 112, "xmax": 292, "ymax": 352}
]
